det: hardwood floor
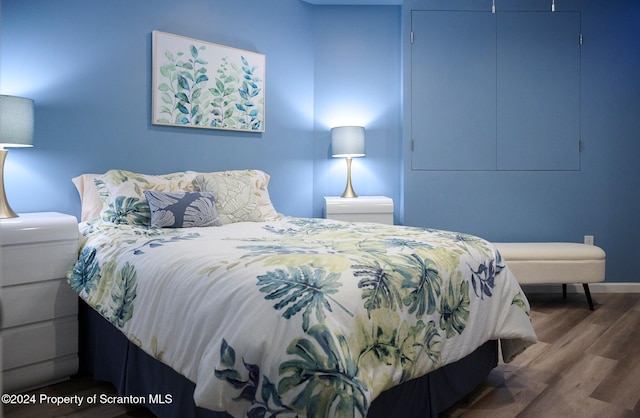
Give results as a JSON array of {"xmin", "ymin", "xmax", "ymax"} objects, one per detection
[
  {"xmin": 443, "ymin": 292, "xmax": 640, "ymax": 418},
  {"xmin": 3, "ymin": 292, "xmax": 639, "ymax": 418}
]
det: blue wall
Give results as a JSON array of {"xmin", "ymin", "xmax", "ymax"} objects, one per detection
[
  {"xmin": 1, "ymin": 0, "xmax": 638, "ymax": 283},
  {"xmin": 0, "ymin": 0, "xmax": 401, "ymax": 222},
  {"xmin": 402, "ymin": 0, "xmax": 640, "ymax": 282},
  {"xmin": 311, "ymin": 5, "xmax": 402, "ymax": 220},
  {"xmin": 1, "ymin": 0, "xmax": 317, "ymax": 218}
]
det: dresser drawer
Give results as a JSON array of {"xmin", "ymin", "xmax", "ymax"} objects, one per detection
[
  {"xmin": 1, "ymin": 240, "xmax": 78, "ymax": 286},
  {"xmin": 3, "ymin": 317, "xmax": 78, "ymax": 370},
  {"xmin": 3, "ymin": 356, "xmax": 79, "ymax": 393},
  {"xmin": 2, "ymin": 279, "xmax": 78, "ymax": 328},
  {"xmin": 1, "ymin": 212, "xmax": 80, "ymax": 391}
]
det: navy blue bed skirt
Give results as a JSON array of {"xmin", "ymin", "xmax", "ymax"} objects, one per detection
[{"xmin": 79, "ymin": 301, "xmax": 497, "ymax": 417}]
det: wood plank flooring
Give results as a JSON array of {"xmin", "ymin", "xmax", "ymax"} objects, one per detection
[
  {"xmin": 443, "ymin": 292, "xmax": 640, "ymax": 418},
  {"xmin": 3, "ymin": 292, "xmax": 640, "ymax": 418}
]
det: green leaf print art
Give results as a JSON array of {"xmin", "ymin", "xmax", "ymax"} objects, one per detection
[{"xmin": 152, "ymin": 31, "xmax": 265, "ymax": 132}]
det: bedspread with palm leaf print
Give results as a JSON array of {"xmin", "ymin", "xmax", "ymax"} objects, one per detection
[{"xmin": 68, "ymin": 217, "xmax": 537, "ymax": 418}]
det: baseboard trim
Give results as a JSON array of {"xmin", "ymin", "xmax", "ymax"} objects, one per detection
[{"xmin": 522, "ymin": 283, "xmax": 640, "ymax": 294}]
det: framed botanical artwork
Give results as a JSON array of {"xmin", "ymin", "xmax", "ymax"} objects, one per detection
[{"xmin": 152, "ymin": 30, "xmax": 265, "ymax": 132}]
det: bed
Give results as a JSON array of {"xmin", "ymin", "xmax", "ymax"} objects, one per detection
[{"xmin": 68, "ymin": 169, "xmax": 537, "ymax": 418}]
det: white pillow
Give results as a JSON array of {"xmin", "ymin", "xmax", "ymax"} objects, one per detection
[
  {"xmin": 93, "ymin": 170, "xmax": 198, "ymax": 225},
  {"xmin": 72, "ymin": 173, "xmax": 103, "ymax": 222},
  {"xmin": 194, "ymin": 169, "xmax": 280, "ymax": 224}
]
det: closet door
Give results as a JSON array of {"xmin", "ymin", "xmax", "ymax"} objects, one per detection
[
  {"xmin": 497, "ymin": 12, "xmax": 581, "ymax": 170},
  {"xmin": 411, "ymin": 11, "xmax": 497, "ymax": 171},
  {"xmin": 410, "ymin": 10, "xmax": 581, "ymax": 172}
]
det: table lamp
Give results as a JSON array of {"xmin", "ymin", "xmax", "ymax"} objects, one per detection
[
  {"xmin": 331, "ymin": 126, "xmax": 365, "ymax": 198},
  {"xmin": 0, "ymin": 95, "xmax": 34, "ymax": 218}
]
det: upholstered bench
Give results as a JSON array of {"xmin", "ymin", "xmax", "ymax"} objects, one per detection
[{"xmin": 493, "ymin": 242, "xmax": 606, "ymax": 310}]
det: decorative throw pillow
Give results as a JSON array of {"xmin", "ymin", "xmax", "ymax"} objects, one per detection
[
  {"xmin": 94, "ymin": 170, "xmax": 198, "ymax": 226},
  {"xmin": 144, "ymin": 191, "xmax": 222, "ymax": 228},
  {"xmin": 194, "ymin": 170, "xmax": 280, "ymax": 225}
]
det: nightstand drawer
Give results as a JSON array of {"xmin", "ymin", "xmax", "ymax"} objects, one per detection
[
  {"xmin": 327, "ymin": 213, "xmax": 393, "ymax": 224},
  {"xmin": 324, "ymin": 196, "xmax": 394, "ymax": 225},
  {"xmin": 3, "ymin": 317, "xmax": 78, "ymax": 370},
  {"xmin": 2, "ymin": 241, "xmax": 78, "ymax": 286},
  {"xmin": 0, "ymin": 212, "xmax": 78, "ymax": 245},
  {"xmin": 2, "ymin": 279, "xmax": 78, "ymax": 328}
]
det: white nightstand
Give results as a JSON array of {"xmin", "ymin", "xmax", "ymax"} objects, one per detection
[
  {"xmin": 324, "ymin": 196, "xmax": 394, "ymax": 225},
  {"xmin": 0, "ymin": 212, "xmax": 79, "ymax": 392}
]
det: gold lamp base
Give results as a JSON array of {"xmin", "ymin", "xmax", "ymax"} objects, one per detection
[
  {"xmin": 341, "ymin": 157, "xmax": 358, "ymax": 198},
  {"xmin": 0, "ymin": 149, "xmax": 18, "ymax": 219}
]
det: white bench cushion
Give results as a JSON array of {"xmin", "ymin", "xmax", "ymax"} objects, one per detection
[{"xmin": 493, "ymin": 242, "xmax": 606, "ymax": 285}]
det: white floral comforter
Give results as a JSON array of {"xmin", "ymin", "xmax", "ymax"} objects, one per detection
[{"xmin": 67, "ymin": 217, "xmax": 536, "ymax": 417}]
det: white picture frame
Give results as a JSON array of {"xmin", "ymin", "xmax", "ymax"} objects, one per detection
[{"xmin": 152, "ymin": 31, "xmax": 265, "ymax": 132}]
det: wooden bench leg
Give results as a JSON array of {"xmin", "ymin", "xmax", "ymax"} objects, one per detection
[{"xmin": 583, "ymin": 283, "xmax": 595, "ymax": 311}]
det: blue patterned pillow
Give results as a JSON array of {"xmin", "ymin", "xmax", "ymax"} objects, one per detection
[{"xmin": 144, "ymin": 191, "xmax": 222, "ymax": 228}]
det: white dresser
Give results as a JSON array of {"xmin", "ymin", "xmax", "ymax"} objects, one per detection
[
  {"xmin": 0, "ymin": 212, "xmax": 79, "ymax": 392},
  {"xmin": 324, "ymin": 196, "xmax": 394, "ymax": 225}
]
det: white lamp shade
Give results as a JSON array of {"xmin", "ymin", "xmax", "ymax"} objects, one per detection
[
  {"xmin": 0, "ymin": 95, "xmax": 34, "ymax": 147},
  {"xmin": 331, "ymin": 126, "xmax": 365, "ymax": 158}
]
